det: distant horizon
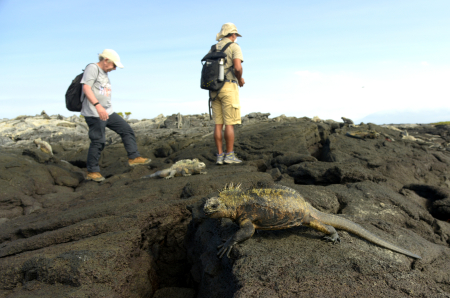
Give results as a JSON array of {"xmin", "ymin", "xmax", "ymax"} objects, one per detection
[{"xmin": 1, "ymin": 108, "xmax": 448, "ymax": 126}]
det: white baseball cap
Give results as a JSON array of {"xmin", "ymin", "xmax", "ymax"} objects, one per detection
[{"xmin": 99, "ymin": 49, "xmax": 124, "ymax": 68}]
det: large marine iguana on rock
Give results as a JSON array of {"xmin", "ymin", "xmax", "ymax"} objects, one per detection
[
  {"xmin": 203, "ymin": 184, "xmax": 421, "ymax": 259},
  {"xmin": 141, "ymin": 158, "xmax": 206, "ymax": 179}
]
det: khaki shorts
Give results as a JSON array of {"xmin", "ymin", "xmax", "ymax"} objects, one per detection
[{"xmin": 211, "ymin": 82, "xmax": 241, "ymax": 125}]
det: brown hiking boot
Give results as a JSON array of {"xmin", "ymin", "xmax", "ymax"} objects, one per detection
[
  {"xmin": 86, "ymin": 172, "xmax": 105, "ymax": 182},
  {"xmin": 128, "ymin": 156, "xmax": 151, "ymax": 167}
]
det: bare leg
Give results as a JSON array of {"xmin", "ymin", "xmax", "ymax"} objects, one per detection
[
  {"xmin": 214, "ymin": 124, "xmax": 224, "ymax": 154},
  {"xmin": 224, "ymin": 125, "xmax": 235, "ymax": 153}
]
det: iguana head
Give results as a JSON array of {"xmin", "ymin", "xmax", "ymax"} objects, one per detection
[
  {"xmin": 193, "ymin": 161, "xmax": 206, "ymax": 172},
  {"xmin": 203, "ymin": 197, "xmax": 229, "ymax": 218},
  {"xmin": 203, "ymin": 183, "xmax": 242, "ymax": 219}
]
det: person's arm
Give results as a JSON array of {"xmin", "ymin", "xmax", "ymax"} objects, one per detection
[
  {"xmin": 82, "ymin": 84, "xmax": 109, "ymax": 121},
  {"xmin": 233, "ymin": 58, "xmax": 245, "ymax": 87}
]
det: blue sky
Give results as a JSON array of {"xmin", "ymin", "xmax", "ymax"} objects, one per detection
[{"xmin": 1, "ymin": 0, "xmax": 449, "ymax": 123}]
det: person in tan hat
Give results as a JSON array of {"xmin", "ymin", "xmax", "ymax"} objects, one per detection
[
  {"xmin": 80, "ymin": 49, "xmax": 151, "ymax": 182},
  {"xmin": 210, "ymin": 23, "xmax": 245, "ymax": 165}
]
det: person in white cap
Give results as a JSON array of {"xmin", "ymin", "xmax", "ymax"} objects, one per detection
[
  {"xmin": 81, "ymin": 49, "xmax": 150, "ymax": 182},
  {"xmin": 210, "ymin": 23, "xmax": 245, "ymax": 165}
]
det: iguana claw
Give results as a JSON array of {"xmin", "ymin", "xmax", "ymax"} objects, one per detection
[
  {"xmin": 323, "ymin": 232, "xmax": 341, "ymax": 244},
  {"xmin": 217, "ymin": 238, "xmax": 236, "ymax": 258}
]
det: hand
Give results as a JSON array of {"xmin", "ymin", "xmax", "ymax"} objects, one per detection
[
  {"xmin": 238, "ymin": 78, "xmax": 245, "ymax": 87},
  {"xmin": 96, "ymin": 105, "xmax": 109, "ymax": 121}
]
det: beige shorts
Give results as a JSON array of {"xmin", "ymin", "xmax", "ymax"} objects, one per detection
[{"xmin": 211, "ymin": 82, "xmax": 241, "ymax": 125}]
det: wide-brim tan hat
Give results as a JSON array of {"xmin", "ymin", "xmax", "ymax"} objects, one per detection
[
  {"xmin": 216, "ymin": 23, "xmax": 242, "ymax": 41},
  {"xmin": 99, "ymin": 49, "xmax": 124, "ymax": 68}
]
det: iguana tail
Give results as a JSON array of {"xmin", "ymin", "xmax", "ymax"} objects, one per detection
[
  {"xmin": 311, "ymin": 209, "xmax": 421, "ymax": 259},
  {"xmin": 141, "ymin": 171, "xmax": 161, "ymax": 179}
]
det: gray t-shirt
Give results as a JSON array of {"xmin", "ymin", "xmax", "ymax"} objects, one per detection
[{"xmin": 80, "ymin": 64, "xmax": 114, "ymax": 117}]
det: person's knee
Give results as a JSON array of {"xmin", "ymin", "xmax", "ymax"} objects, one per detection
[
  {"xmin": 90, "ymin": 141, "xmax": 105, "ymax": 150},
  {"xmin": 88, "ymin": 126, "xmax": 106, "ymax": 143},
  {"xmin": 119, "ymin": 128, "xmax": 135, "ymax": 137},
  {"xmin": 224, "ymin": 125, "xmax": 234, "ymax": 133},
  {"xmin": 116, "ymin": 122, "xmax": 135, "ymax": 136},
  {"xmin": 214, "ymin": 129, "xmax": 222, "ymax": 139},
  {"xmin": 89, "ymin": 134, "xmax": 105, "ymax": 144}
]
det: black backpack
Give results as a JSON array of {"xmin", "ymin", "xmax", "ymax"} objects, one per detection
[
  {"xmin": 65, "ymin": 63, "xmax": 99, "ymax": 112},
  {"xmin": 200, "ymin": 42, "xmax": 233, "ymax": 118},
  {"xmin": 200, "ymin": 42, "xmax": 233, "ymax": 91}
]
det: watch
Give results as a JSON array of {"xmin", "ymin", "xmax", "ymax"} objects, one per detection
[{"xmin": 93, "ymin": 102, "xmax": 100, "ymax": 106}]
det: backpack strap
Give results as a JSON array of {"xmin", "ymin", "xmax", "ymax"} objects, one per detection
[
  {"xmin": 82, "ymin": 63, "xmax": 100, "ymax": 84},
  {"xmin": 211, "ymin": 41, "xmax": 233, "ymax": 53},
  {"xmin": 211, "ymin": 41, "xmax": 235, "ymax": 89},
  {"xmin": 220, "ymin": 42, "xmax": 233, "ymax": 52},
  {"xmin": 220, "ymin": 42, "xmax": 236, "ymax": 80},
  {"xmin": 80, "ymin": 63, "xmax": 100, "ymax": 103},
  {"xmin": 94, "ymin": 64, "xmax": 100, "ymax": 84}
]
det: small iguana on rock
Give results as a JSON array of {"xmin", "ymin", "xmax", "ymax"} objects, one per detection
[
  {"xmin": 34, "ymin": 138, "xmax": 53, "ymax": 155},
  {"xmin": 141, "ymin": 158, "xmax": 206, "ymax": 180},
  {"xmin": 41, "ymin": 110, "xmax": 51, "ymax": 120},
  {"xmin": 341, "ymin": 117, "xmax": 354, "ymax": 126},
  {"xmin": 204, "ymin": 184, "xmax": 421, "ymax": 259}
]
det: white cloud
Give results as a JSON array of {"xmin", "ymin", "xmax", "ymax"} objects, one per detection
[
  {"xmin": 421, "ymin": 61, "xmax": 429, "ymax": 66},
  {"xmin": 239, "ymin": 67, "xmax": 450, "ymax": 123}
]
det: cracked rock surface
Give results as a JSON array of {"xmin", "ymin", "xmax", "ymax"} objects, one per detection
[{"xmin": 1, "ymin": 113, "xmax": 450, "ymax": 297}]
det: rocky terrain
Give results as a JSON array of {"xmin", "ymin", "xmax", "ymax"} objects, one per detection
[{"xmin": 0, "ymin": 111, "xmax": 450, "ymax": 298}]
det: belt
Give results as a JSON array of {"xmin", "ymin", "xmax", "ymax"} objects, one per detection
[{"xmin": 224, "ymin": 79, "xmax": 237, "ymax": 84}]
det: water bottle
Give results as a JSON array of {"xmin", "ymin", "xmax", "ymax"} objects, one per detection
[{"xmin": 218, "ymin": 59, "xmax": 224, "ymax": 81}]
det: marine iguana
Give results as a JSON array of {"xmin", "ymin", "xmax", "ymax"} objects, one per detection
[
  {"xmin": 34, "ymin": 138, "xmax": 53, "ymax": 155},
  {"xmin": 341, "ymin": 117, "xmax": 354, "ymax": 126},
  {"xmin": 141, "ymin": 158, "xmax": 206, "ymax": 179},
  {"xmin": 203, "ymin": 184, "xmax": 421, "ymax": 259}
]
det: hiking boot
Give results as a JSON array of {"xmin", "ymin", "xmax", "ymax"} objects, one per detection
[
  {"xmin": 86, "ymin": 172, "xmax": 105, "ymax": 182},
  {"xmin": 128, "ymin": 156, "xmax": 151, "ymax": 167},
  {"xmin": 224, "ymin": 152, "xmax": 242, "ymax": 164},
  {"xmin": 216, "ymin": 153, "xmax": 225, "ymax": 165}
]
